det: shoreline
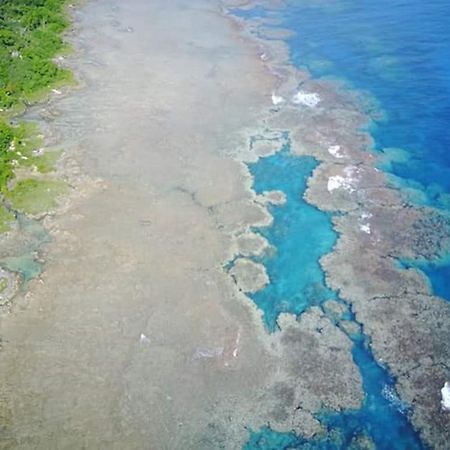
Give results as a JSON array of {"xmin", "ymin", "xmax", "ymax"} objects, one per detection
[
  {"xmin": 0, "ymin": 0, "xmax": 448, "ymax": 448},
  {"xmin": 0, "ymin": 0, "xmax": 93, "ymax": 307}
]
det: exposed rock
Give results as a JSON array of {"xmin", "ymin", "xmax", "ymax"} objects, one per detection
[{"xmin": 229, "ymin": 257, "xmax": 269, "ymax": 293}]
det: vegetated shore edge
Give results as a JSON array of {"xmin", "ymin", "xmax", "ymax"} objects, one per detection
[
  {"xmin": 0, "ymin": 0, "xmax": 448, "ymax": 448},
  {"xmin": 221, "ymin": 0, "xmax": 450, "ymax": 447},
  {"xmin": 0, "ymin": 0, "xmax": 84, "ymax": 305}
]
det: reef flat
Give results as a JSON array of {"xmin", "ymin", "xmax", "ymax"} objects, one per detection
[
  {"xmin": 0, "ymin": 0, "xmax": 448, "ymax": 449},
  {"xmin": 1, "ymin": 0, "xmax": 363, "ymax": 448}
]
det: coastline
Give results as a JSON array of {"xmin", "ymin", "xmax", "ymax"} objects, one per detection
[
  {"xmin": 0, "ymin": 0, "xmax": 448, "ymax": 449},
  {"xmin": 0, "ymin": 0, "xmax": 88, "ymax": 307},
  {"xmin": 1, "ymin": 0, "xmax": 349, "ymax": 447}
]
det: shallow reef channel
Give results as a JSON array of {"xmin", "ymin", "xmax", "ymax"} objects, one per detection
[{"xmin": 240, "ymin": 139, "xmax": 424, "ymax": 449}]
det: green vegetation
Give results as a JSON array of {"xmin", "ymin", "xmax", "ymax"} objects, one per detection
[
  {"xmin": 0, "ymin": 0, "xmax": 71, "ymax": 230},
  {"xmin": 5, "ymin": 178, "xmax": 67, "ymax": 215},
  {"xmin": 0, "ymin": 0, "xmax": 72, "ymax": 111},
  {"xmin": 0, "ymin": 120, "xmax": 60, "ymax": 190}
]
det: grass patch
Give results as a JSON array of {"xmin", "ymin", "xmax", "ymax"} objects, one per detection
[
  {"xmin": 5, "ymin": 178, "xmax": 67, "ymax": 215},
  {"xmin": 0, "ymin": 0, "xmax": 72, "ymax": 230},
  {"xmin": 0, "ymin": 120, "xmax": 60, "ymax": 190},
  {"xmin": 0, "ymin": 0, "xmax": 72, "ymax": 111}
]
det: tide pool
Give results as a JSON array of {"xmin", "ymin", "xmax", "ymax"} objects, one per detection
[{"xmin": 248, "ymin": 144, "xmax": 336, "ymax": 331}]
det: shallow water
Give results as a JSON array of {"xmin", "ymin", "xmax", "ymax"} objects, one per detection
[
  {"xmin": 248, "ymin": 143, "xmax": 336, "ymax": 330},
  {"xmin": 245, "ymin": 145, "xmax": 422, "ymax": 448}
]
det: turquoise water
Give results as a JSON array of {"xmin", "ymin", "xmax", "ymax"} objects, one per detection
[
  {"xmin": 248, "ymin": 145, "xmax": 336, "ymax": 331},
  {"xmin": 245, "ymin": 145, "xmax": 423, "ymax": 449}
]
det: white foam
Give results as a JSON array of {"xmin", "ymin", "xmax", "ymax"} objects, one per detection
[
  {"xmin": 292, "ymin": 90, "xmax": 321, "ymax": 107},
  {"xmin": 271, "ymin": 92, "xmax": 285, "ymax": 106},
  {"xmin": 327, "ymin": 166, "xmax": 360, "ymax": 193},
  {"xmin": 359, "ymin": 211, "xmax": 373, "ymax": 234},
  {"xmin": 327, "ymin": 176, "xmax": 346, "ymax": 192},
  {"xmin": 360, "ymin": 224, "xmax": 371, "ymax": 234},
  {"xmin": 328, "ymin": 145, "xmax": 344, "ymax": 158},
  {"xmin": 441, "ymin": 382, "xmax": 450, "ymax": 411}
]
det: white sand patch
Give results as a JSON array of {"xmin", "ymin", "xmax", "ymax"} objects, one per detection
[
  {"xmin": 327, "ymin": 166, "xmax": 360, "ymax": 193},
  {"xmin": 328, "ymin": 145, "xmax": 344, "ymax": 158},
  {"xmin": 441, "ymin": 382, "xmax": 450, "ymax": 411},
  {"xmin": 271, "ymin": 92, "xmax": 285, "ymax": 106},
  {"xmin": 292, "ymin": 90, "xmax": 321, "ymax": 107}
]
